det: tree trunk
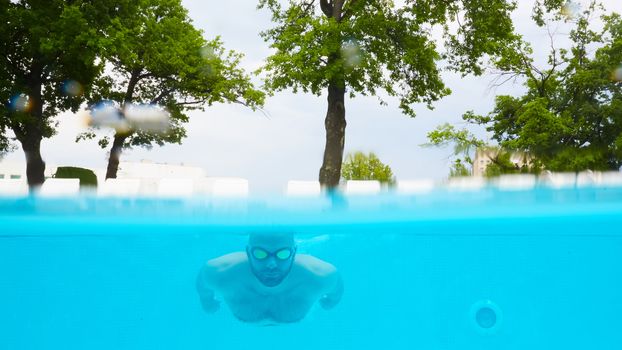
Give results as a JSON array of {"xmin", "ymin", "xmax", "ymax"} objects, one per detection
[
  {"xmin": 20, "ymin": 133, "xmax": 46, "ymax": 189},
  {"xmin": 317, "ymin": 1, "xmax": 346, "ymax": 189},
  {"xmin": 105, "ymin": 68, "xmax": 141, "ymax": 180},
  {"xmin": 18, "ymin": 60, "xmax": 46, "ymax": 189},
  {"xmin": 105, "ymin": 133, "xmax": 128, "ymax": 179},
  {"xmin": 319, "ymin": 82, "xmax": 346, "ymax": 189}
]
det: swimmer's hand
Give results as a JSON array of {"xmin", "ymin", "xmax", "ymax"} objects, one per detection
[
  {"xmin": 199, "ymin": 296, "xmax": 220, "ymax": 314},
  {"xmin": 196, "ymin": 265, "xmax": 221, "ymax": 314},
  {"xmin": 319, "ymin": 273, "xmax": 343, "ymax": 310}
]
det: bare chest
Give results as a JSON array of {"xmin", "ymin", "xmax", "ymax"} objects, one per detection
[{"xmin": 222, "ymin": 285, "xmax": 320, "ymax": 323}]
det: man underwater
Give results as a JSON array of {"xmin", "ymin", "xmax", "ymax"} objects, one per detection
[{"xmin": 196, "ymin": 232, "xmax": 343, "ymax": 324}]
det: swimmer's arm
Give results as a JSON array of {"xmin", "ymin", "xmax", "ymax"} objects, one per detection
[
  {"xmin": 196, "ymin": 263, "xmax": 220, "ymax": 313},
  {"xmin": 319, "ymin": 270, "xmax": 343, "ymax": 310}
]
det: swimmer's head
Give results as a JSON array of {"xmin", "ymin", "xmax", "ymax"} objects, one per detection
[{"xmin": 246, "ymin": 232, "xmax": 296, "ymax": 287}]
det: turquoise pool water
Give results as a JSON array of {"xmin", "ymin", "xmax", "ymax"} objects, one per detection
[{"xmin": 1, "ymin": 188, "xmax": 621, "ymax": 349}]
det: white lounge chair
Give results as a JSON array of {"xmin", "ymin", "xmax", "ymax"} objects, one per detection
[
  {"xmin": 539, "ymin": 171, "xmax": 576, "ymax": 189},
  {"xmin": 446, "ymin": 176, "xmax": 486, "ymax": 191},
  {"xmin": 396, "ymin": 179, "xmax": 435, "ymax": 194},
  {"xmin": 596, "ymin": 171, "xmax": 622, "ymax": 187},
  {"xmin": 201, "ymin": 177, "xmax": 249, "ymax": 197},
  {"xmin": 495, "ymin": 174, "xmax": 537, "ymax": 191},
  {"xmin": 157, "ymin": 178, "xmax": 195, "ymax": 197},
  {"xmin": 0, "ymin": 179, "xmax": 29, "ymax": 196},
  {"xmin": 39, "ymin": 178, "xmax": 80, "ymax": 196},
  {"xmin": 344, "ymin": 180, "xmax": 381, "ymax": 194},
  {"xmin": 286, "ymin": 180, "xmax": 321, "ymax": 196},
  {"xmin": 97, "ymin": 179, "xmax": 141, "ymax": 197}
]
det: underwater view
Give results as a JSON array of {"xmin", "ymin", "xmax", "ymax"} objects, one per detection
[{"xmin": 1, "ymin": 187, "xmax": 621, "ymax": 350}]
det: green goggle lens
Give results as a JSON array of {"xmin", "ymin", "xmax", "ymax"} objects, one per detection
[
  {"xmin": 252, "ymin": 249, "xmax": 268, "ymax": 259},
  {"xmin": 251, "ymin": 248, "xmax": 292, "ymax": 260},
  {"xmin": 276, "ymin": 249, "xmax": 292, "ymax": 260}
]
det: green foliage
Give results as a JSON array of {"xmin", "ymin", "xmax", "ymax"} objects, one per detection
[
  {"xmin": 424, "ymin": 122, "xmax": 485, "ymax": 177},
  {"xmin": 257, "ymin": 0, "xmax": 539, "ymax": 115},
  {"xmin": 0, "ymin": 128, "xmax": 13, "ymax": 157},
  {"xmin": 425, "ymin": 122, "xmax": 485, "ymax": 158},
  {"xmin": 1, "ymin": 0, "xmax": 118, "ymax": 139},
  {"xmin": 82, "ymin": 0, "xmax": 265, "ymax": 150},
  {"xmin": 449, "ymin": 159, "xmax": 471, "ymax": 177},
  {"xmin": 341, "ymin": 152, "xmax": 395, "ymax": 184},
  {"xmin": 484, "ymin": 151, "xmax": 524, "ymax": 177},
  {"xmin": 470, "ymin": 2, "xmax": 622, "ymax": 172},
  {"xmin": 257, "ymin": 1, "xmax": 563, "ymax": 186},
  {"xmin": 54, "ymin": 166, "xmax": 98, "ymax": 188},
  {"xmin": 1, "ymin": 1, "xmax": 128, "ymax": 185}
]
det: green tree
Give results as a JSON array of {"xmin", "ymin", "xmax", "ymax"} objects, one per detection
[
  {"xmin": 424, "ymin": 122, "xmax": 539, "ymax": 177},
  {"xmin": 449, "ymin": 159, "xmax": 471, "ymax": 177},
  {"xmin": 257, "ymin": 0, "xmax": 566, "ymax": 188},
  {"xmin": 78, "ymin": 0, "xmax": 264, "ymax": 179},
  {"xmin": 424, "ymin": 122, "xmax": 483, "ymax": 177},
  {"xmin": 341, "ymin": 151, "xmax": 394, "ymax": 184},
  {"xmin": 0, "ymin": 0, "xmax": 123, "ymax": 187},
  {"xmin": 466, "ymin": 1, "xmax": 622, "ymax": 172}
]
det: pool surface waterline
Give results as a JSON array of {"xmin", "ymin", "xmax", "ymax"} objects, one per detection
[{"xmin": 1, "ymin": 187, "xmax": 621, "ymax": 350}]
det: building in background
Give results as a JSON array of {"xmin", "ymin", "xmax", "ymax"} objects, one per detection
[
  {"xmin": 0, "ymin": 161, "xmax": 57, "ymax": 180},
  {"xmin": 472, "ymin": 148, "xmax": 532, "ymax": 176}
]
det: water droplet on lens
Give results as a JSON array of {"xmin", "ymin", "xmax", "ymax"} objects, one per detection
[
  {"xmin": 62, "ymin": 80, "xmax": 83, "ymax": 97},
  {"xmin": 124, "ymin": 103, "xmax": 170, "ymax": 133},
  {"xmin": 200, "ymin": 46, "xmax": 215, "ymax": 60},
  {"xmin": 89, "ymin": 101, "xmax": 127, "ymax": 132},
  {"xmin": 561, "ymin": 1, "xmax": 580, "ymax": 20},
  {"xmin": 9, "ymin": 94, "xmax": 31, "ymax": 112},
  {"xmin": 341, "ymin": 39, "xmax": 362, "ymax": 69}
]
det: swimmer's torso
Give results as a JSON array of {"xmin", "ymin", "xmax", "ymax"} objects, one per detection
[
  {"xmin": 211, "ymin": 253, "xmax": 327, "ymax": 324},
  {"xmin": 224, "ymin": 285, "xmax": 317, "ymax": 323}
]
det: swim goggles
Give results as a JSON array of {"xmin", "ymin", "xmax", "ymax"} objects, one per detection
[{"xmin": 250, "ymin": 247, "xmax": 293, "ymax": 260}]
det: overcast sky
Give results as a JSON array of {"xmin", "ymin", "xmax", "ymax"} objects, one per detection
[{"xmin": 4, "ymin": 0, "xmax": 622, "ymax": 193}]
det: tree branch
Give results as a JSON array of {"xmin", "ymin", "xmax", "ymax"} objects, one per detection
[
  {"xmin": 341, "ymin": 0, "xmax": 360, "ymax": 21},
  {"xmin": 175, "ymin": 100, "xmax": 206, "ymax": 106},
  {"xmin": 301, "ymin": 0, "xmax": 315, "ymax": 15},
  {"xmin": 320, "ymin": 0, "xmax": 332, "ymax": 17},
  {"xmin": 150, "ymin": 88, "xmax": 174, "ymax": 104},
  {"xmin": 332, "ymin": 0, "xmax": 344, "ymax": 21},
  {"xmin": 123, "ymin": 67, "xmax": 143, "ymax": 105}
]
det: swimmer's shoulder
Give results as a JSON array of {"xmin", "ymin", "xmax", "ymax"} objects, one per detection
[
  {"xmin": 206, "ymin": 252, "xmax": 247, "ymax": 270},
  {"xmin": 295, "ymin": 254, "xmax": 337, "ymax": 277},
  {"xmin": 202, "ymin": 252, "xmax": 248, "ymax": 284}
]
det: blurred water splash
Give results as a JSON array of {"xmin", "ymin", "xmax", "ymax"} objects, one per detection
[
  {"xmin": 611, "ymin": 65, "xmax": 622, "ymax": 82},
  {"xmin": 124, "ymin": 103, "xmax": 170, "ymax": 133},
  {"xmin": 341, "ymin": 39, "xmax": 362, "ymax": 69},
  {"xmin": 62, "ymin": 80, "xmax": 83, "ymax": 97},
  {"xmin": 561, "ymin": 1, "xmax": 581, "ymax": 21},
  {"xmin": 87, "ymin": 101, "xmax": 130, "ymax": 133},
  {"xmin": 85, "ymin": 101, "xmax": 170, "ymax": 134},
  {"xmin": 9, "ymin": 94, "xmax": 31, "ymax": 112}
]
